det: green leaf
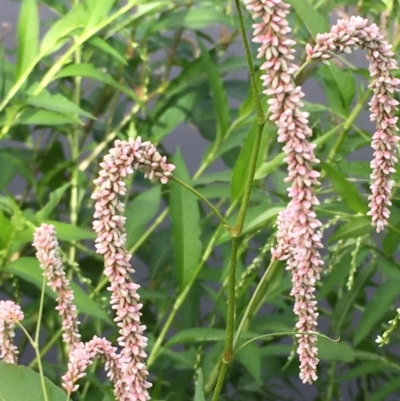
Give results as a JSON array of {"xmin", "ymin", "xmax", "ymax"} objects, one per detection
[
  {"xmin": 125, "ymin": 186, "xmax": 161, "ymax": 250},
  {"xmin": 0, "ymin": 362, "xmax": 66, "ymax": 401},
  {"xmin": 3, "ymin": 257, "xmax": 111, "ymax": 323},
  {"xmin": 36, "ymin": 184, "xmax": 71, "ymax": 221},
  {"xmin": 70, "ymin": 283, "xmax": 112, "ymax": 323},
  {"xmin": 194, "ymin": 370, "xmax": 206, "ymax": 401},
  {"xmin": 89, "ymin": 37, "xmax": 127, "ymax": 65},
  {"xmin": 170, "ymin": 151, "xmax": 202, "ymax": 291},
  {"xmin": 318, "ymin": 337, "xmax": 354, "ymax": 362},
  {"xmin": 152, "ymin": 6, "xmax": 232, "ymax": 31},
  {"xmin": 194, "ymin": 171, "xmax": 231, "ymax": 185},
  {"xmin": 286, "ymin": 0, "xmax": 329, "ymax": 37},
  {"xmin": 40, "ymin": 5, "xmax": 84, "ymax": 56},
  {"xmin": 369, "ymin": 378, "xmax": 400, "ymax": 401},
  {"xmin": 317, "ymin": 65, "xmax": 348, "ymax": 117},
  {"xmin": 17, "ymin": 0, "xmax": 39, "ymax": 80},
  {"xmin": 231, "ymin": 120, "xmax": 257, "ymax": 201},
  {"xmin": 17, "ymin": 109, "xmax": 79, "ymax": 125},
  {"xmin": 236, "ymin": 341, "xmax": 262, "ymax": 384},
  {"xmin": 321, "ymin": 161, "xmax": 368, "ymax": 214},
  {"xmin": 26, "ymin": 91, "xmax": 94, "ymax": 118},
  {"xmin": 354, "ymin": 280, "xmax": 400, "ymax": 345},
  {"xmin": 166, "ymin": 328, "xmax": 226, "ymax": 347},
  {"xmin": 382, "ymin": 210, "xmax": 400, "ymax": 255},
  {"xmin": 329, "ymin": 216, "xmax": 372, "ymax": 243},
  {"xmin": 198, "ymin": 38, "xmax": 230, "ymax": 144},
  {"xmin": 46, "ymin": 221, "xmax": 96, "ymax": 241},
  {"xmin": 328, "ymin": 64, "xmax": 356, "ymax": 112},
  {"xmin": 54, "ymin": 63, "xmax": 141, "ymax": 103},
  {"xmin": 151, "ymin": 90, "xmax": 199, "ymax": 142},
  {"xmin": 340, "ymin": 361, "xmax": 394, "ymax": 382},
  {"xmin": 84, "ymin": 0, "xmax": 116, "ymax": 31},
  {"xmin": 0, "ymin": 148, "xmax": 34, "ymax": 188},
  {"xmin": 0, "ymin": 211, "xmax": 14, "ymax": 250}
]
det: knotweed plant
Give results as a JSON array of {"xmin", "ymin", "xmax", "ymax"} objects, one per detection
[{"xmin": 0, "ymin": 1, "xmax": 399, "ymax": 401}]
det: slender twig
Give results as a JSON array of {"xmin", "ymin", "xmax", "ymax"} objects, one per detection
[
  {"xmin": 147, "ymin": 203, "xmax": 237, "ymax": 368},
  {"xmin": 233, "ymin": 261, "xmax": 278, "ymax": 348},
  {"xmin": 17, "ymin": 319, "xmax": 49, "ymax": 401},
  {"xmin": 68, "ymin": 4, "xmax": 82, "ymax": 266},
  {"xmin": 170, "ymin": 176, "xmax": 230, "ymax": 229},
  {"xmin": 211, "ymin": 2, "xmax": 267, "ymax": 399}
]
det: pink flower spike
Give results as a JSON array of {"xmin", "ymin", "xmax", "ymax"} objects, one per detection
[
  {"xmin": 62, "ymin": 336, "xmax": 126, "ymax": 399},
  {"xmin": 308, "ymin": 16, "xmax": 400, "ymax": 232},
  {"xmin": 92, "ymin": 138, "xmax": 174, "ymax": 399},
  {"xmin": 244, "ymin": 0, "xmax": 323, "ymax": 384},
  {"xmin": 0, "ymin": 300, "xmax": 24, "ymax": 364},
  {"xmin": 33, "ymin": 224, "xmax": 81, "ymax": 350}
]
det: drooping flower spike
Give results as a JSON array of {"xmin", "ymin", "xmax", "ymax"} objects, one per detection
[
  {"xmin": 62, "ymin": 337, "xmax": 125, "ymax": 396},
  {"xmin": 92, "ymin": 137, "xmax": 175, "ymax": 400},
  {"xmin": 244, "ymin": 0, "xmax": 324, "ymax": 384},
  {"xmin": 0, "ymin": 300, "xmax": 24, "ymax": 364},
  {"xmin": 306, "ymin": 16, "xmax": 400, "ymax": 232}
]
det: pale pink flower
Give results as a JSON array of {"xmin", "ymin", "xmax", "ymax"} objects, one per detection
[
  {"xmin": 245, "ymin": 0, "xmax": 324, "ymax": 383},
  {"xmin": 92, "ymin": 137, "xmax": 175, "ymax": 400},
  {"xmin": 62, "ymin": 336, "xmax": 125, "ymax": 398},
  {"xmin": 0, "ymin": 300, "xmax": 24, "ymax": 364},
  {"xmin": 307, "ymin": 16, "xmax": 400, "ymax": 232},
  {"xmin": 33, "ymin": 223, "xmax": 81, "ymax": 349}
]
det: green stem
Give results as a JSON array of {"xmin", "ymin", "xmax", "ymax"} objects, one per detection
[
  {"xmin": 68, "ymin": 10, "xmax": 82, "ymax": 265},
  {"xmin": 170, "ymin": 176, "xmax": 230, "ymax": 229},
  {"xmin": 29, "ymin": 329, "xmax": 63, "ymax": 369},
  {"xmin": 233, "ymin": 260, "xmax": 278, "ymax": 348},
  {"xmin": 17, "ymin": 322, "xmax": 49, "ymax": 401},
  {"xmin": 210, "ymin": 236, "xmax": 239, "ymax": 401},
  {"xmin": 147, "ymin": 203, "xmax": 237, "ymax": 368},
  {"xmin": 211, "ymin": 2, "xmax": 266, "ymax": 400},
  {"xmin": 35, "ymin": 274, "xmax": 47, "ymax": 351},
  {"xmin": 325, "ymin": 90, "xmax": 371, "ymax": 166},
  {"xmin": 231, "ymin": 0, "xmax": 265, "ymax": 236}
]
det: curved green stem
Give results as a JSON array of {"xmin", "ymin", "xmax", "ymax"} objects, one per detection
[{"xmin": 170, "ymin": 176, "xmax": 230, "ymax": 229}]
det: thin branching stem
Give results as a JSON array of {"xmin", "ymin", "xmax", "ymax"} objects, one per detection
[{"xmin": 211, "ymin": 1, "xmax": 266, "ymax": 399}]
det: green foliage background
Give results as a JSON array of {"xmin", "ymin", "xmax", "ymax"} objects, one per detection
[{"xmin": 0, "ymin": 0, "xmax": 400, "ymax": 400}]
